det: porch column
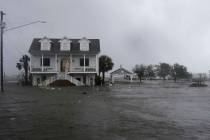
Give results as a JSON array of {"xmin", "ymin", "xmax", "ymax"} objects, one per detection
[
  {"xmin": 55, "ymin": 53, "xmax": 57, "ymax": 72},
  {"xmin": 96, "ymin": 54, "xmax": 98, "ymax": 74},
  {"xmin": 30, "ymin": 54, "xmax": 32, "ymax": 72},
  {"xmin": 41, "ymin": 54, "xmax": 44, "ymax": 72},
  {"xmin": 69, "ymin": 54, "xmax": 72, "ymax": 71},
  {"xmin": 83, "ymin": 54, "xmax": 86, "ymax": 72}
]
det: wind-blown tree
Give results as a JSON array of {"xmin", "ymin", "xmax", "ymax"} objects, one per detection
[
  {"xmin": 157, "ymin": 63, "xmax": 171, "ymax": 80},
  {"xmin": 133, "ymin": 64, "xmax": 146, "ymax": 83},
  {"xmin": 99, "ymin": 55, "xmax": 114, "ymax": 85},
  {"xmin": 16, "ymin": 55, "xmax": 30, "ymax": 84},
  {"xmin": 145, "ymin": 65, "xmax": 155, "ymax": 80},
  {"xmin": 171, "ymin": 63, "xmax": 191, "ymax": 81}
]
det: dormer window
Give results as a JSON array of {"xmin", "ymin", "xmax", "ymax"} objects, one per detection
[
  {"xmin": 39, "ymin": 37, "xmax": 51, "ymax": 51},
  {"xmin": 79, "ymin": 37, "xmax": 90, "ymax": 51},
  {"xmin": 59, "ymin": 37, "xmax": 71, "ymax": 51}
]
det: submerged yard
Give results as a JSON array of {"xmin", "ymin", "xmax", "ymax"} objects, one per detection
[{"xmin": 0, "ymin": 81, "xmax": 210, "ymax": 140}]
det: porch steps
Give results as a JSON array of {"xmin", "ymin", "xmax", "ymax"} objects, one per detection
[{"xmin": 45, "ymin": 73, "xmax": 84, "ymax": 86}]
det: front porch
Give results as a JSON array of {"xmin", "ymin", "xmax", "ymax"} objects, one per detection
[{"xmin": 30, "ymin": 54, "xmax": 98, "ymax": 74}]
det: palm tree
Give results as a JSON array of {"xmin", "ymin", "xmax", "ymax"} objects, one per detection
[
  {"xmin": 99, "ymin": 55, "xmax": 114, "ymax": 85},
  {"xmin": 16, "ymin": 55, "xmax": 30, "ymax": 84}
]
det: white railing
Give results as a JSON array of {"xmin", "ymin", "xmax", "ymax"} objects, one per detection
[
  {"xmin": 71, "ymin": 67, "xmax": 84, "ymax": 72},
  {"xmin": 31, "ymin": 67, "xmax": 56, "ymax": 72},
  {"xmin": 64, "ymin": 74, "xmax": 84, "ymax": 86},
  {"xmin": 71, "ymin": 67, "xmax": 96, "ymax": 72},
  {"xmin": 45, "ymin": 73, "xmax": 84, "ymax": 86},
  {"xmin": 31, "ymin": 66, "xmax": 96, "ymax": 73}
]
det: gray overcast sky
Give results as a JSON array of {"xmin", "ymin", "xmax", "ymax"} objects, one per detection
[{"xmin": 1, "ymin": 0, "xmax": 210, "ymax": 75}]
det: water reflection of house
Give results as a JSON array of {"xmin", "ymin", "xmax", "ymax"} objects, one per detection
[
  {"xmin": 29, "ymin": 36, "xmax": 100, "ymax": 86},
  {"xmin": 110, "ymin": 66, "xmax": 133, "ymax": 83}
]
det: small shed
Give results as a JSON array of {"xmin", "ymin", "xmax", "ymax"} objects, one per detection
[{"xmin": 110, "ymin": 66, "xmax": 133, "ymax": 83}]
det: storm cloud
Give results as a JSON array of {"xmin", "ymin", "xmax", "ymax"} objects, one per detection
[{"xmin": 1, "ymin": 0, "xmax": 210, "ymax": 75}]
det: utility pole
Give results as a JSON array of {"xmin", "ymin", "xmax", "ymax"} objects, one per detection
[
  {"xmin": 0, "ymin": 11, "xmax": 5, "ymax": 92},
  {"xmin": 0, "ymin": 13, "xmax": 45, "ymax": 92}
]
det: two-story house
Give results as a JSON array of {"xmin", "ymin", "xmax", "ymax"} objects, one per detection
[{"xmin": 29, "ymin": 36, "xmax": 100, "ymax": 86}]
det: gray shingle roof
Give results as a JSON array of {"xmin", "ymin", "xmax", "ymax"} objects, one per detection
[
  {"xmin": 29, "ymin": 38, "xmax": 100, "ymax": 55},
  {"xmin": 111, "ymin": 67, "xmax": 133, "ymax": 75}
]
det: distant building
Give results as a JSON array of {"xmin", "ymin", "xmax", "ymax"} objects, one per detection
[
  {"xmin": 110, "ymin": 65, "xmax": 134, "ymax": 83},
  {"xmin": 29, "ymin": 36, "xmax": 100, "ymax": 86},
  {"xmin": 191, "ymin": 73, "xmax": 208, "ymax": 86},
  {"xmin": 192, "ymin": 73, "xmax": 207, "ymax": 81}
]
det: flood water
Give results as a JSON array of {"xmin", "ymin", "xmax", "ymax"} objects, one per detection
[
  {"xmin": 0, "ymin": 81, "xmax": 210, "ymax": 140},
  {"xmin": 107, "ymin": 82, "xmax": 210, "ymax": 140}
]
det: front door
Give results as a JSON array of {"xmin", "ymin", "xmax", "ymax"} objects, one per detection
[{"xmin": 60, "ymin": 58, "xmax": 70, "ymax": 72}]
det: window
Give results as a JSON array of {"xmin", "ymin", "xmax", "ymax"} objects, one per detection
[
  {"xmin": 80, "ymin": 58, "xmax": 89, "ymax": 66},
  {"xmin": 80, "ymin": 42, "xmax": 89, "ymax": 51},
  {"xmin": 85, "ymin": 58, "xmax": 89, "ymax": 66},
  {"xmin": 40, "ymin": 58, "xmax": 50, "ymax": 66},
  {"xmin": 40, "ymin": 40, "xmax": 51, "ymax": 50},
  {"xmin": 79, "ymin": 38, "xmax": 90, "ymax": 51},
  {"xmin": 80, "ymin": 58, "xmax": 84, "ymax": 66},
  {"xmin": 60, "ymin": 39, "xmax": 71, "ymax": 51}
]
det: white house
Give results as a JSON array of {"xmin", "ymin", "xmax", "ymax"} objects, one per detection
[
  {"xmin": 110, "ymin": 66, "xmax": 134, "ymax": 83},
  {"xmin": 29, "ymin": 36, "xmax": 100, "ymax": 86}
]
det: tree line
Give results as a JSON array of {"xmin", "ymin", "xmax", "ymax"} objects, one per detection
[
  {"xmin": 98, "ymin": 57, "xmax": 192, "ymax": 84},
  {"xmin": 133, "ymin": 62, "xmax": 192, "ymax": 83}
]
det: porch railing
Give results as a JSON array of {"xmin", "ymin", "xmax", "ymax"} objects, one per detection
[
  {"xmin": 31, "ymin": 67, "xmax": 56, "ymax": 72},
  {"xmin": 70, "ymin": 67, "xmax": 96, "ymax": 72},
  {"xmin": 31, "ymin": 66, "xmax": 96, "ymax": 73}
]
